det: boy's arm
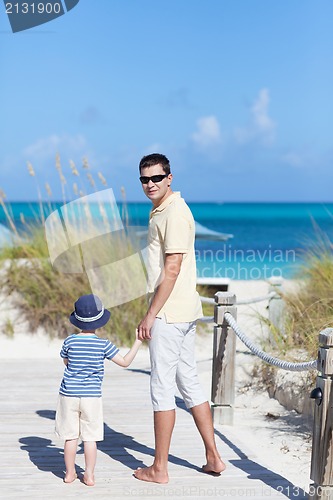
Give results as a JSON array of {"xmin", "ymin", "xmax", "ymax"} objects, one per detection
[
  {"xmin": 111, "ymin": 334, "xmax": 142, "ymax": 368},
  {"xmin": 63, "ymin": 358, "xmax": 68, "ymax": 366},
  {"xmin": 137, "ymin": 252, "xmax": 183, "ymax": 340}
]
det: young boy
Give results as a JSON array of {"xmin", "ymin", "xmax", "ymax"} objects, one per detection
[{"xmin": 55, "ymin": 294, "xmax": 142, "ymax": 486}]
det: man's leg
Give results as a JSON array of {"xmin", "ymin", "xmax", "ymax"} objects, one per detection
[
  {"xmin": 176, "ymin": 322, "xmax": 226, "ymax": 474},
  {"xmin": 134, "ymin": 318, "xmax": 182, "ymax": 483},
  {"xmin": 191, "ymin": 402, "xmax": 226, "ymax": 473},
  {"xmin": 134, "ymin": 410, "xmax": 175, "ymax": 483}
]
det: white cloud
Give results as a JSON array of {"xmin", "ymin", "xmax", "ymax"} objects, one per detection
[
  {"xmin": 0, "ymin": 134, "xmax": 90, "ymax": 178},
  {"xmin": 191, "ymin": 116, "xmax": 222, "ymax": 148},
  {"xmin": 234, "ymin": 88, "xmax": 276, "ymax": 146},
  {"xmin": 23, "ymin": 134, "xmax": 87, "ymax": 163}
]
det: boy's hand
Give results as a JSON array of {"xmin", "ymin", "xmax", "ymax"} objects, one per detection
[{"xmin": 135, "ymin": 329, "xmax": 143, "ymax": 342}]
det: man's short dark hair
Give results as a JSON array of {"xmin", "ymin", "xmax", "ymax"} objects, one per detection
[{"xmin": 139, "ymin": 153, "xmax": 171, "ymax": 175}]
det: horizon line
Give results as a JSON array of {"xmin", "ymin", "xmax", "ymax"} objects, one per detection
[{"xmin": 1, "ymin": 199, "xmax": 333, "ymax": 205}]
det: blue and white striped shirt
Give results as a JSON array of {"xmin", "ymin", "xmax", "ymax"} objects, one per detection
[{"xmin": 59, "ymin": 334, "xmax": 119, "ymax": 397}]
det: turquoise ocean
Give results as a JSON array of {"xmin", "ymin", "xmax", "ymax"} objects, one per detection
[{"xmin": 1, "ymin": 201, "xmax": 333, "ymax": 280}]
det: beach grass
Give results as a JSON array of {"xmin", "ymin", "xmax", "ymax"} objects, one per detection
[
  {"xmin": 0, "ymin": 158, "xmax": 149, "ymax": 344},
  {"xmin": 262, "ymin": 230, "xmax": 333, "ymax": 360},
  {"xmin": 0, "ymin": 226, "xmax": 148, "ymax": 344},
  {"xmin": 282, "ymin": 245, "xmax": 333, "ymax": 359},
  {"xmin": 0, "ymin": 220, "xmax": 212, "ymax": 341}
]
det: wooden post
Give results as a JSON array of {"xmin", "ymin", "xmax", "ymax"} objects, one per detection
[
  {"xmin": 310, "ymin": 328, "xmax": 333, "ymax": 499},
  {"xmin": 268, "ymin": 276, "xmax": 285, "ymax": 341},
  {"xmin": 211, "ymin": 291, "xmax": 237, "ymax": 425}
]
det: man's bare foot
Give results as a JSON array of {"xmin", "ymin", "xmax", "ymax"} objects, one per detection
[
  {"xmin": 63, "ymin": 472, "xmax": 77, "ymax": 483},
  {"xmin": 83, "ymin": 473, "xmax": 95, "ymax": 486},
  {"xmin": 133, "ymin": 466, "xmax": 169, "ymax": 484},
  {"xmin": 202, "ymin": 456, "xmax": 226, "ymax": 475}
]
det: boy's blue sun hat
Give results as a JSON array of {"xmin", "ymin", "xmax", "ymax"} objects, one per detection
[{"xmin": 69, "ymin": 294, "xmax": 110, "ymax": 330}]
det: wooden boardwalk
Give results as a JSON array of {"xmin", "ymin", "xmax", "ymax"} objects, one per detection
[{"xmin": 0, "ymin": 349, "xmax": 309, "ymax": 499}]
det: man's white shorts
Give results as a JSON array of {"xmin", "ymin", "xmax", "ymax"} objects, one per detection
[
  {"xmin": 149, "ymin": 317, "xmax": 207, "ymax": 411},
  {"xmin": 55, "ymin": 395, "xmax": 104, "ymax": 441}
]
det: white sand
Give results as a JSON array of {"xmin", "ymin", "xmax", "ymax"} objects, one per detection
[{"xmin": 0, "ymin": 279, "xmax": 313, "ymax": 491}]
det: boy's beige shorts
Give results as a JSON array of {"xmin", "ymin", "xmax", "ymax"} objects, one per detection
[{"xmin": 55, "ymin": 395, "xmax": 104, "ymax": 441}]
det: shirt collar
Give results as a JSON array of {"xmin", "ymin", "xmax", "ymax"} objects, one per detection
[{"xmin": 150, "ymin": 192, "xmax": 181, "ymax": 215}]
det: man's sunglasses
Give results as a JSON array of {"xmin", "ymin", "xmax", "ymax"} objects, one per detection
[{"xmin": 139, "ymin": 174, "xmax": 169, "ymax": 184}]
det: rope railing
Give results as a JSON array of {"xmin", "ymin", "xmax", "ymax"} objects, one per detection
[
  {"xmin": 198, "ymin": 315, "xmax": 214, "ymax": 323},
  {"xmin": 234, "ymin": 291, "xmax": 278, "ymax": 305},
  {"xmin": 209, "ymin": 289, "xmax": 332, "ymax": 495},
  {"xmin": 199, "ymin": 290, "xmax": 278, "ymax": 306},
  {"xmin": 198, "ymin": 311, "xmax": 317, "ymax": 371},
  {"xmin": 224, "ymin": 312, "xmax": 317, "ymax": 372}
]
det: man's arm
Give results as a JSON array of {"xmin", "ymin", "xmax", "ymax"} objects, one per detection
[{"xmin": 137, "ymin": 253, "xmax": 183, "ymax": 340}]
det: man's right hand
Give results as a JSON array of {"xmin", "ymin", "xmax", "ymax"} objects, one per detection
[{"xmin": 137, "ymin": 313, "xmax": 155, "ymax": 340}]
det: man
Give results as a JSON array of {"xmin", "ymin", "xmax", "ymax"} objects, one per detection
[{"xmin": 135, "ymin": 153, "xmax": 225, "ymax": 484}]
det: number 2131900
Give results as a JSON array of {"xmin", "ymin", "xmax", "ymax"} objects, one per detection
[{"xmin": 6, "ymin": 3, "xmax": 62, "ymax": 14}]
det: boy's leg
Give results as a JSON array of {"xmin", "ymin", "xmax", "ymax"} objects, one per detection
[
  {"xmin": 55, "ymin": 396, "xmax": 80, "ymax": 483},
  {"xmin": 79, "ymin": 397, "xmax": 103, "ymax": 486},
  {"xmin": 83, "ymin": 441, "xmax": 97, "ymax": 486},
  {"xmin": 64, "ymin": 439, "xmax": 78, "ymax": 482}
]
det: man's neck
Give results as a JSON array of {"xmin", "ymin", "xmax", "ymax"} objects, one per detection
[{"xmin": 152, "ymin": 189, "xmax": 174, "ymax": 208}]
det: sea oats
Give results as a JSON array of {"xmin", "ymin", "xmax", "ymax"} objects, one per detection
[
  {"xmin": 55, "ymin": 153, "xmax": 62, "ymax": 172},
  {"xmin": 98, "ymin": 172, "xmax": 107, "ymax": 186},
  {"xmin": 87, "ymin": 172, "xmax": 95, "ymax": 188},
  {"xmin": 45, "ymin": 182, "xmax": 52, "ymax": 197},
  {"xmin": 70, "ymin": 160, "xmax": 79, "ymax": 176},
  {"xmin": 27, "ymin": 162, "xmax": 35, "ymax": 177},
  {"xmin": 82, "ymin": 157, "xmax": 90, "ymax": 170}
]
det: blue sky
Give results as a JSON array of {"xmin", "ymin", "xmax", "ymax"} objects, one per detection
[{"xmin": 1, "ymin": 0, "xmax": 332, "ymax": 202}]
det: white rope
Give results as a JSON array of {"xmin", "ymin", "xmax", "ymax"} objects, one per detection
[
  {"xmin": 236, "ymin": 291, "xmax": 278, "ymax": 305},
  {"xmin": 224, "ymin": 312, "xmax": 317, "ymax": 372},
  {"xmin": 199, "ymin": 291, "xmax": 278, "ymax": 306},
  {"xmin": 200, "ymin": 296, "xmax": 215, "ymax": 304},
  {"xmin": 198, "ymin": 316, "xmax": 214, "ymax": 323}
]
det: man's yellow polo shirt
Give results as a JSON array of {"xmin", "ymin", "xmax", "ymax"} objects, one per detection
[{"xmin": 147, "ymin": 192, "xmax": 203, "ymax": 323}]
